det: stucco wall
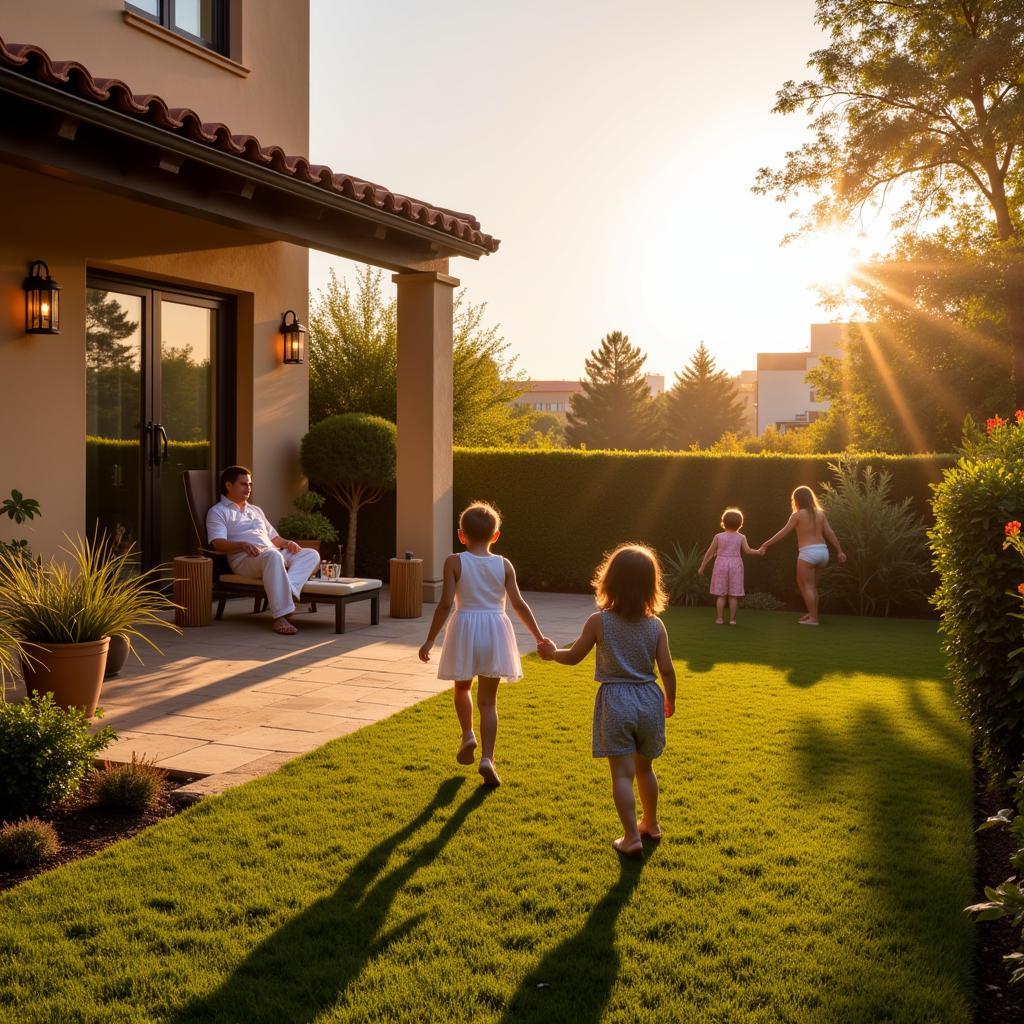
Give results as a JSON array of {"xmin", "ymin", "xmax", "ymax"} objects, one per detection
[
  {"xmin": 1, "ymin": 0, "xmax": 309, "ymax": 155},
  {"xmin": 0, "ymin": 163, "xmax": 308, "ymax": 556}
]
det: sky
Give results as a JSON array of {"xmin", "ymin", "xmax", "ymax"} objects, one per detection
[{"xmin": 308, "ymin": 1, "xmax": 894, "ymax": 380}]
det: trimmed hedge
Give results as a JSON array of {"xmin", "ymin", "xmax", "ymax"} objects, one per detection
[
  {"xmin": 453, "ymin": 449, "xmax": 952, "ymax": 602},
  {"xmin": 346, "ymin": 449, "xmax": 951, "ymax": 607},
  {"xmin": 931, "ymin": 422, "xmax": 1024, "ymax": 777}
]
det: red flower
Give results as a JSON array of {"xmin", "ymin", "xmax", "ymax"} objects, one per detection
[
  {"xmin": 1007, "ymin": 521, "xmax": 1022, "ymax": 537},
  {"xmin": 1017, "ymin": 583, "xmax": 1024, "ymax": 596},
  {"xmin": 1016, "ymin": 409, "xmax": 1024, "ymax": 423},
  {"xmin": 988, "ymin": 416, "xmax": 1008, "ymax": 432}
]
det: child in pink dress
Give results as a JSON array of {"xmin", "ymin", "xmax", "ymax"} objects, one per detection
[{"xmin": 698, "ymin": 508, "xmax": 763, "ymax": 625}]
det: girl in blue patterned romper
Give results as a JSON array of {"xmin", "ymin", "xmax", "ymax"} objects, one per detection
[{"xmin": 539, "ymin": 543, "xmax": 677, "ymax": 858}]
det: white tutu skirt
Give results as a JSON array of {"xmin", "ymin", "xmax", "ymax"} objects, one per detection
[{"xmin": 437, "ymin": 609, "xmax": 523, "ymax": 681}]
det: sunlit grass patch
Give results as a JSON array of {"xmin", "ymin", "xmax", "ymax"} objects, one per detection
[{"xmin": 0, "ymin": 609, "xmax": 973, "ymax": 1023}]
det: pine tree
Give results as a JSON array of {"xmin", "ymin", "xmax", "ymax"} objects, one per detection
[
  {"xmin": 565, "ymin": 331, "xmax": 658, "ymax": 450},
  {"xmin": 664, "ymin": 342, "xmax": 746, "ymax": 449}
]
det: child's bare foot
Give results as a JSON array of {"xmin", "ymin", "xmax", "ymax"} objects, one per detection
[
  {"xmin": 638, "ymin": 820, "xmax": 663, "ymax": 841},
  {"xmin": 799, "ymin": 619, "xmax": 819, "ymax": 626},
  {"xmin": 456, "ymin": 732, "xmax": 477, "ymax": 765},
  {"xmin": 478, "ymin": 758, "xmax": 501, "ymax": 787},
  {"xmin": 612, "ymin": 835, "xmax": 644, "ymax": 858},
  {"xmin": 715, "ymin": 619, "xmax": 724, "ymax": 625},
  {"xmin": 729, "ymin": 620, "xmax": 737, "ymax": 626}
]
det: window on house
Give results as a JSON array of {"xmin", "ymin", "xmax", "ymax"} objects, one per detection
[{"xmin": 127, "ymin": 0, "xmax": 229, "ymax": 54}]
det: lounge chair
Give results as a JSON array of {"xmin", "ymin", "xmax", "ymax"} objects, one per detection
[{"xmin": 182, "ymin": 470, "xmax": 381, "ymax": 634}]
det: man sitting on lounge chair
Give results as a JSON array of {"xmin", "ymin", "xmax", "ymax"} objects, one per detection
[{"xmin": 206, "ymin": 466, "xmax": 321, "ymax": 636}]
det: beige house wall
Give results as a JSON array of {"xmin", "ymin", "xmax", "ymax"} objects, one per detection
[
  {"xmin": 0, "ymin": 160, "xmax": 307, "ymax": 557},
  {"xmin": 1, "ymin": 0, "xmax": 309, "ymax": 154},
  {"xmin": 0, "ymin": 1, "xmax": 310, "ymax": 557}
]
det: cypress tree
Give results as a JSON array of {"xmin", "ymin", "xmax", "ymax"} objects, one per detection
[
  {"xmin": 665, "ymin": 342, "xmax": 746, "ymax": 449},
  {"xmin": 565, "ymin": 331, "xmax": 658, "ymax": 450}
]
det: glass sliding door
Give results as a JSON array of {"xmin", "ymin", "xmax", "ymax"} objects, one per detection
[{"xmin": 85, "ymin": 276, "xmax": 232, "ymax": 570}]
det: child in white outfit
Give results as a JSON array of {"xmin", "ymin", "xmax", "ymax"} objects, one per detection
[{"xmin": 419, "ymin": 502, "xmax": 549, "ymax": 786}]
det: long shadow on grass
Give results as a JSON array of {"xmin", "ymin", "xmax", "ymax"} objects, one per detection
[
  {"xmin": 173, "ymin": 776, "xmax": 488, "ymax": 1024},
  {"xmin": 498, "ymin": 854, "xmax": 647, "ymax": 1024},
  {"xmin": 790, "ymin": 706, "xmax": 972, "ymax": 1020},
  {"xmin": 676, "ymin": 610, "xmax": 943, "ymax": 688}
]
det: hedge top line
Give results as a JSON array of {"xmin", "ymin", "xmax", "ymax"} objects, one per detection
[{"xmin": 455, "ymin": 447, "xmax": 955, "ymax": 464}]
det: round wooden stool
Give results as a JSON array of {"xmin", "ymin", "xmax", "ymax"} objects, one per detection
[
  {"xmin": 388, "ymin": 557, "xmax": 423, "ymax": 618},
  {"xmin": 173, "ymin": 555, "xmax": 213, "ymax": 627}
]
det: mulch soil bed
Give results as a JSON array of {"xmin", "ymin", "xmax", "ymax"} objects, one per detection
[
  {"xmin": 0, "ymin": 775, "xmax": 199, "ymax": 893},
  {"xmin": 973, "ymin": 759, "xmax": 1024, "ymax": 1024}
]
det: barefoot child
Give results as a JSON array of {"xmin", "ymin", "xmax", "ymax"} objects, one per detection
[
  {"xmin": 758, "ymin": 485, "xmax": 847, "ymax": 625},
  {"xmin": 697, "ymin": 507, "xmax": 763, "ymax": 625},
  {"xmin": 419, "ymin": 501, "xmax": 548, "ymax": 786},
  {"xmin": 539, "ymin": 544, "xmax": 676, "ymax": 857}
]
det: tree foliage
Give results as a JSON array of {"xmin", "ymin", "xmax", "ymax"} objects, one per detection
[
  {"xmin": 664, "ymin": 342, "xmax": 747, "ymax": 449},
  {"xmin": 308, "ymin": 266, "xmax": 529, "ymax": 446},
  {"xmin": 756, "ymin": 0, "xmax": 1024, "ymax": 405},
  {"xmin": 565, "ymin": 331, "xmax": 658, "ymax": 450},
  {"xmin": 300, "ymin": 413, "xmax": 397, "ymax": 576}
]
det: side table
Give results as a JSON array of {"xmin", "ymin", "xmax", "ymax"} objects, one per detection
[
  {"xmin": 388, "ymin": 557, "xmax": 423, "ymax": 618},
  {"xmin": 174, "ymin": 555, "xmax": 213, "ymax": 627}
]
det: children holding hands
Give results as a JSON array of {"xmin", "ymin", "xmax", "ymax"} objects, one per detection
[
  {"xmin": 538, "ymin": 543, "xmax": 676, "ymax": 859},
  {"xmin": 698, "ymin": 507, "xmax": 763, "ymax": 625},
  {"xmin": 419, "ymin": 501, "xmax": 549, "ymax": 787}
]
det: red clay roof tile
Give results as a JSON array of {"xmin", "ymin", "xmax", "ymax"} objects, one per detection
[{"xmin": 0, "ymin": 36, "xmax": 499, "ymax": 254}]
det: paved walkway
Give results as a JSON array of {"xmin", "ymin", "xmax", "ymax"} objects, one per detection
[{"xmin": 13, "ymin": 590, "xmax": 594, "ymax": 799}]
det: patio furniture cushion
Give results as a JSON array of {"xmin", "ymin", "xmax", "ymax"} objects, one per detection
[{"xmin": 219, "ymin": 574, "xmax": 382, "ymax": 595}]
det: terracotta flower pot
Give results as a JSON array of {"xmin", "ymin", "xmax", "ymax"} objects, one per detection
[
  {"xmin": 295, "ymin": 540, "xmax": 321, "ymax": 553},
  {"xmin": 104, "ymin": 634, "xmax": 130, "ymax": 678},
  {"xmin": 22, "ymin": 637, "xmax": 110, "ymax": 716}
]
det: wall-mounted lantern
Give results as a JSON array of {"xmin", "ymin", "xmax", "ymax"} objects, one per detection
[
  {"xmin": 280, "ymin": 309, "xmax": 305, "ymax": 364},
  {"xmin": 23, "ymin": 260, "xmax": 61, "ymax": 335}
]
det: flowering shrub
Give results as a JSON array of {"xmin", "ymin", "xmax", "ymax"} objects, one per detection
[{"xmin": 931, "ymin": 413, "xmax": 1024, "ymax": 776}]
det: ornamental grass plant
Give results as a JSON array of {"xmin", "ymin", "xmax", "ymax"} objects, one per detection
[{"xmin": 0, "ymin": 533, "xmax": 179, "ymax": 663}]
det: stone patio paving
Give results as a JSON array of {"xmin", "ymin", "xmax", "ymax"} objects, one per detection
[{"xmin": 11, "ymin": 589, "xmax": 594, "ymax": 800}]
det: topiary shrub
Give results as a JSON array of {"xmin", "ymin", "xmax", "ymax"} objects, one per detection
[
  {"xmin": 0, "ymin": 693, "xmax": 116, "ymax": 818},
  {"xmin": 93, "ymin": 754, "xmax": 167, "ymax": 813},
  {"xmin": 301, "ymin": 414, "xmax": 397, "ymax": 577},
  {"xmin": 819, "ymin": 457, "xmax": 931, "ymax": 616},
  {"xmin": 931, "ymin": 414, "xmax": 1024, "ymax": 778},
  {"xmin": 276, "ymin": 491, "xmax": 339, "ymax": 546},
  {"xmin": 0, "ymin": 818, "xmax": 59, "ymax": 867}
]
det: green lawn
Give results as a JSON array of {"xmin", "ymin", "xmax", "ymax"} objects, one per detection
[{"xmin": 0, "ymin": 609, "xmax": 974, "ymax": 1023}]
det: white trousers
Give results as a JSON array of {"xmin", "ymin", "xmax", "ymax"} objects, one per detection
[{"xmin": 228, "ymin": 547, "xmax": 320, "ymax": 619}]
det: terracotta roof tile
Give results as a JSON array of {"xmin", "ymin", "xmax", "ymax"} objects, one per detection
[{"xmin": 0, "ymin": 36, "xmax": 499, "ymax": 254}]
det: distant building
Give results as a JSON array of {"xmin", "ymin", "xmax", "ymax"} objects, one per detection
[
  {"xmin": 731, "ymin": 370, "xmax": 758, "ymax": 436},
  {"xmin": 754, "ymin": 323, "xmax": 853, "ymax": 435},
  {"xmin": 515, "ymin": 374, "xmax": 665, "ymax": 421}
]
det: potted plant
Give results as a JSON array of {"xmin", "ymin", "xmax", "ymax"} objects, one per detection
[
  {"xmin": 0, "ymin": 534, "xmax": 179, "ymax": 715},
  {"xmin": 275, "ymin": 490, "xmax": 339, "ymax": 555}
]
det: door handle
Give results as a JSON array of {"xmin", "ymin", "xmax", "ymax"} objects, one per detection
[{"xmin": 156, "ymin": 423, "xmax": 169, "ymax": 463}]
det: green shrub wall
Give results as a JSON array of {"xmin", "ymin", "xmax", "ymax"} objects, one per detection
[
  {"xmin": 452, "ymin": 450, "xmax": 953, "ymax": 602},
  {"xmin": 336, "ymin": 449, "xmax": 952, "ymax": 604}
]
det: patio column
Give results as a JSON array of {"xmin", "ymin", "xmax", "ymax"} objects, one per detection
[{"xmin": 393, "ymin": 267, "xmax": 459, "ymax": 602}]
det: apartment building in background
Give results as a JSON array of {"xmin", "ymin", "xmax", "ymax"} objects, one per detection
[{"xmin": 754, "ymin": 323, "xmax": 851, "ymax": 435}]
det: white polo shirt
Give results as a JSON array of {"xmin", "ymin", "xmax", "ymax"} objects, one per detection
[{"xmin": 206, "ymin": 497, "xmax": 279, "ymax": 561}]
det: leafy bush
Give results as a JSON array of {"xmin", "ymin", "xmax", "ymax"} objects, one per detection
[
  {"xmin": 0, "ymin": 693, "xmax": 116, "ymax": 818},
  {"xmin": 819, "ymin": 458, "xmax": 931, "ymax": 616},
  {"xmin": 0, "ymin": 488, "xmax": 41, "ymax": 567},
  {"xmin": 931, "ymin": 415, "xmax": 1024, "ymax": 777},
  {"xmin": 662, "ymin": 543, "xmax": 709, "ymax": 606},
  {"xmin": 93, "ymin": 754, "xmax": 167, "ymax": 813},
  {"xmin": 276, "ymin": 490, "xmax": 339, "ymax": 544},
  {"xmin": 0, "ymin": 818, "xmax": 59, "ymax": 867},
  {"xmin": 967, "ymin": 762, "xmax": 1024, "ymax": 985},
  {"xmin": 742, "ymin": 591, "xmax": 787, "ymax": 611}
]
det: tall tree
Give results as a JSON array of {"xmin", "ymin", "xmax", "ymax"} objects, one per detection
[
  {"xmin": 754, "ymin": 1, "xmax": 1024, "ymax": 400},
  {"xmin": 664, "ymin": 342, "xmax": 746, "ymax": 449},
  {"xmin": 565, "ymin": 331, "xmax": 658, "ymax": 450},
  {"xmin": 308, "ymin": 266, "xmax": 529, "ymax": 445}
]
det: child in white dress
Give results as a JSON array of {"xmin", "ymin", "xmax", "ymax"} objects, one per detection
[{"xmin": 418, "ymin": 502, "xmax": 549, "ymax": 786}]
